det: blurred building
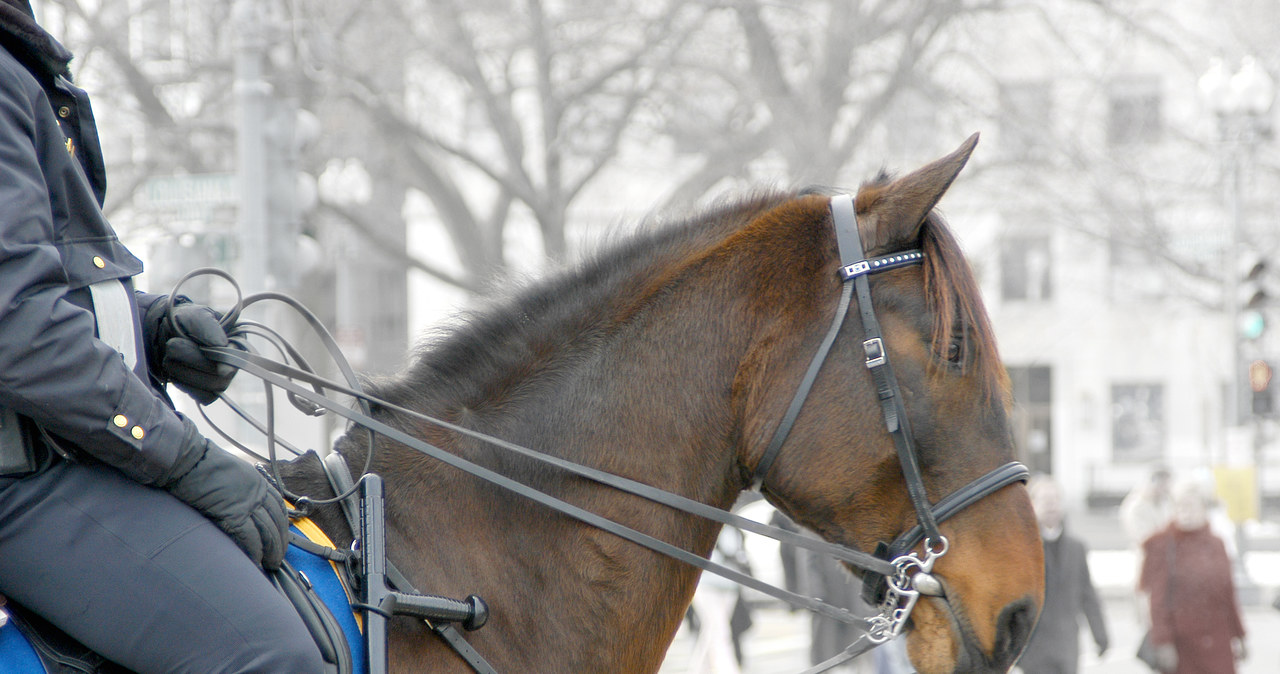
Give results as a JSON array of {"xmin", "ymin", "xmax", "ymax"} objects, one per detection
[{"xmin": 910, "ymin": 1, "xmax": 1280, "ymax": 514}]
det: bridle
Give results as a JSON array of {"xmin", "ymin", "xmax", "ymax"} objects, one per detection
[
  {"xmin": 190, "ymin": 192, "xmax": 1027, "ymax": 672},
  {"xmin": 749, "ymin": 194, "xmax": 1029, "ymax": 663}
]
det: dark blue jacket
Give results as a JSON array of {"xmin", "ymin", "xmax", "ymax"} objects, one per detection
[{"xmin": 0, "ymin": 8, "xmax": 187, "ymax": 484}]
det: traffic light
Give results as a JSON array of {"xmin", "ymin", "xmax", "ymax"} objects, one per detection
[
  {"xmin": 1250, "ymin": 359, "xmax": 1273, "ymax": 415},
  {"xmin": 1239, "ymin": 255, "xmax": 1268, "ymax": 340},
  {"xmin": 264, "ymin": 105, "xmax": 321, "ymax": 290}
]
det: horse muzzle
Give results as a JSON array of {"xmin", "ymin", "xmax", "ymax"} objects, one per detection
[{"xmin": 906, "ymin": 585, "xmax": 1039, "ymax": 674}]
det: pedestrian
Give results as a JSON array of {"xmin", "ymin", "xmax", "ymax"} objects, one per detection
[
  {"xmin": 1119, "ymin": 465, "xmax": 1172, "ymax": 550},
  {"xmin": 773, "ymin": 510, "xmax": 910, "ymax": 674},
  {"xmin": 689, "ymin": 527, "xmax": 751, "ymax": 674},
  {"xmin": 0, "ymin": 2, "xmax": 322, "ymax": 672},
  {"xmin": 1015, "ymin": 474, "xmax": 1108, "ymax": 674},
  {"xmin": 1118, "ymin": 465, "xmax": 1173, "ymax": 628},
  {"xmin": 1138, "ymin": 478, "xmax": 1246, "ymax": 673},
  {"xmin": 774, "ymin": 511, "xmax": 861, "ymax": 669}
]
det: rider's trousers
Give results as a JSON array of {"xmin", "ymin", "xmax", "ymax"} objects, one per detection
[{"xmin": 0, "ymin": 457, "xmax": 324, "ymax": 674}]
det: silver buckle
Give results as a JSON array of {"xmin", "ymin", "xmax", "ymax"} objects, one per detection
[
  {"xmin": 841, "ymin": 260, "xmax": 871, "ymax": 280},
  {"xmin": 863, "ymin": 338, "xmax": 886, "ymax": 368}
]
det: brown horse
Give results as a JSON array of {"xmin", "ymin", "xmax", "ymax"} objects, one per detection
[{"xmin": 278, "ymin": 137, "xmax": 1044, "ymax": 673}]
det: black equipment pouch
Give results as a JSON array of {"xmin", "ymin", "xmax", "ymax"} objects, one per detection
[{"xmin": 0, "ymin": 408, "xmax": 40, "ymax": 478}]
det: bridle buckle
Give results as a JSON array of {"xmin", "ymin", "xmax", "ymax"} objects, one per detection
[
  {"xmin": 841, "ymin": 259, "xmax": 872, "ymax": 279},
  {"xmin": 863, "ymin": 337, "xmax": 886, "ymax": 368}
]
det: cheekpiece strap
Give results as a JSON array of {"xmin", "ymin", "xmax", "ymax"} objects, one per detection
[{"xmin": 748, "ymin": 195, "xmax": 925, "ymax": 491}]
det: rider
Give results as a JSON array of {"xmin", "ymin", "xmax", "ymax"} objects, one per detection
[{"xmin": 0, "ymin": 1, "xmax": 322, "ymax": 671}]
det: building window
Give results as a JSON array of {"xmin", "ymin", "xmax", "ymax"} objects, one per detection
[
  {"xmin": 1107, "ymin": 76, "xmax": 1162, "ymax": 146},
  {"xmin": 999, "ymin": 235, "xmax": 1052, "ymax": 302},
  {"xmin": 1111, "ymin": 384, "xmax": 1165, "ymax": 462},
  {"xmin": 1009, "ymin": 365, "xmax": 1053, "ymax": 474},
  {"xmin": 1107, "ymin": 237, "xmax": 1166, "ymax": 302},
  {"xmin": 999, "ymin": 80, "xmax": 1053, "ymax": 161}
]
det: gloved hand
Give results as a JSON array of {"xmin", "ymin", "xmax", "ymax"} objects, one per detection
[
  {"xmin": 143, "ymin": 297, "xmax": 238, "ymax": 404},
  {"xmin": 159, "ymin": 419, "xmax": 289, "ymax": 570}
]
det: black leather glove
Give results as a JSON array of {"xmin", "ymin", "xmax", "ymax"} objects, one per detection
[
  {"xmin": 143, "ymin": 297, "xmax": 238, "ymax": 404},
  {"xmin": 159, "ymin": 419, "xmax": 289, "ymax": 570}
]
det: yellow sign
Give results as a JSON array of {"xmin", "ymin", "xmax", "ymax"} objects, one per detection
[{"xmin": 1213, "ymin": 466, "xmax": 1258, "ymax": 523}]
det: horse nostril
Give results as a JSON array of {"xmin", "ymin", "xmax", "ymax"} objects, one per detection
[{"xmin": 993, "ymin": 598, "xmax": 1037, "ymax": 667}]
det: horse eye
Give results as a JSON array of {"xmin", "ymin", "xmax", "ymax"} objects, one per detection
[{"xmin": 944, "ymin": 339, "xmax": 964, "ymax": 364}]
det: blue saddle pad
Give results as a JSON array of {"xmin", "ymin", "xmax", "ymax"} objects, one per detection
[
  {"xmin": 285, "ymin": 524, "xmax": 367, "ymax": 674},
  {"xmin": 0, "ymin": 529, "xmax": 365, "ymax": 674},
  {"xmin": 0, "ymin": 614, "xmax": 42, "ymax": 673}
]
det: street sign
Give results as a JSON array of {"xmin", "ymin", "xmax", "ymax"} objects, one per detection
[
  {"xmin": 141, "ymin": 173, "xmax": 238, "ymax": 210},
  {"xmin": 1214, "ymin": 466, "xmax": 1259, "ymax": 524}
]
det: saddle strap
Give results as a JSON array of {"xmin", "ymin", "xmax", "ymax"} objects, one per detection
[
  {"xmin": 321, "ymin": 453, "xmax": 498, "ymax": 674},
  {"xmin": 270, "ymin": 560, "xmax": 353, "ymax": 674}
]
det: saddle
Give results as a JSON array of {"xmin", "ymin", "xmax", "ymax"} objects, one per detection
[
  {"xmin": 0, "ymin": 595, "xmax": 126, "ymax": 674},
  {"xmin": 0, "ymin": 527, "xmax": 358, "ymax": 674}
]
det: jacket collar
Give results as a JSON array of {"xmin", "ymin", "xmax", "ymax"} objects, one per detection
[{"xmin": 0, "ymin": 0, "xmax": 73, "ymax": 81}]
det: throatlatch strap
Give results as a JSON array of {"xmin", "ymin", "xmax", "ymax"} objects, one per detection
[{"xmin": 749, "ymin": 282, "xmax": 853, "ymax": 491}]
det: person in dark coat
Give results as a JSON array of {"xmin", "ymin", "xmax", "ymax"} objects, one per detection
[
  {"xmin": 0, "ymin": 2, "xmax": 322, "ymax": 671},
  {"xmin": 773, "ymin": 511, "xmax": 865, "ymax": 666},
  {"xmin": 1016, "ymin": 475, "xmax": 1108, "ymax": 674},
  {"xmin": 772, "ymin": 510, "xmax": 910, "ymax": 673},
  {"xmin": 1139, "ymin": 479, "xmax": 1246, "ymax": 674}
]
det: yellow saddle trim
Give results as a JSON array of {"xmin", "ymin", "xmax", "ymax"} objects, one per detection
[{"xmin": 289, "ymin": 507, "xmax": 363, "ymax": 631}]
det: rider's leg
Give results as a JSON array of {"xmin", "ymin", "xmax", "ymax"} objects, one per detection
[{"xmin": 0, "ymin": 457, "xmax": 324, "ymax": 674}]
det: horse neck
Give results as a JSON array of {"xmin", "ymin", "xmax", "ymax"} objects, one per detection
[{"xmin": 375, "ymin": 241, "xmax": 785, "ymax": 670}]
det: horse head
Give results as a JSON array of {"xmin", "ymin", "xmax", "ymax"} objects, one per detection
[{"xmin": 740, "ymin": 136, "xmax": 1044, "ymax": 673}]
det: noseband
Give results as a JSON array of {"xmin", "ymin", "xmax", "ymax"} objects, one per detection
[{"xmin": 750, "ymin": 194, "xmax": 1029, "ymax": 645}]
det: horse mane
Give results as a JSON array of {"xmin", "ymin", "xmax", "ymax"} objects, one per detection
[
  {"xmin": 369, "ymin": 186, "xmax": 1007, "ymax": 415},
  {"xmin": 919, "ymin": 210, "xmax": 1010, "ymax": 405},
  {"xmin": 369, "ymin": 190, "xmax": 795, "ymax": 413}
]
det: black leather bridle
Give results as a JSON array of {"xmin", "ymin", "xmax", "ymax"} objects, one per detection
[{"xmin": 749, "ymin": 194, "xmax": 1029, "ymax": 663}]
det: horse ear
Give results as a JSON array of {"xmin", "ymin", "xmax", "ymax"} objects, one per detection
[{"xmin": 856, "ymin": 133, "xmax": 978, "ymax": 250}]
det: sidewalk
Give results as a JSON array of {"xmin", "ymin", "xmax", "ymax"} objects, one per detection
[
  {"xmin": 662, "ymin": 506, "xmax": 1280, "ymax": 673},
  {"xmin": 1080, "ymin": 597, "xmax": 1280, "ymax": 674},
  {"xmin": 661, "ymin": 595, "xmax": 1280, "ymax": 673}
]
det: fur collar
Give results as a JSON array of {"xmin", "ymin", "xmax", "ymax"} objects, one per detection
[{"xmin": 0, "ymin": 0, "xmax": 72, "ymax": 81}]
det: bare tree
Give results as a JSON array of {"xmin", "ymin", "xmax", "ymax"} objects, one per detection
[
  {"xmin": 47, "ymin": 0, "xmax": 1267, "ymax": 308},
  {"xmin": 45, "ymin": 0, "xmax": 239, "ymax": 218},
  {"xmin": 304, "ymin": 0, "xmax": 709, "ymax": 292},
  {"xmin": 655, "ymin": 0, "xmax": 1005, "ymax": 207}
]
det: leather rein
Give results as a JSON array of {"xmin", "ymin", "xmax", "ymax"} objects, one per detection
[{"xmin": 189, "ymin": 193, "xmax": 1026, "ymax": 673}]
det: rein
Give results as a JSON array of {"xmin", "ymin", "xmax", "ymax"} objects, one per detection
[{"xmin": 182, "ymin": 192, "xmax": 1025, "ymax": 672}]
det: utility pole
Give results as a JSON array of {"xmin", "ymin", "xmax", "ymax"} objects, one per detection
[
  {"xmin": 1200, "ymin": 56, "xmax": 1275, "ymax": 606},
  {"xmin": 231, "ymin": 0, "xmax": 323, "ymax": 454},
  {"xmin": 234, "ymin": 0, "xmax": 271, "ymax": 297}
]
